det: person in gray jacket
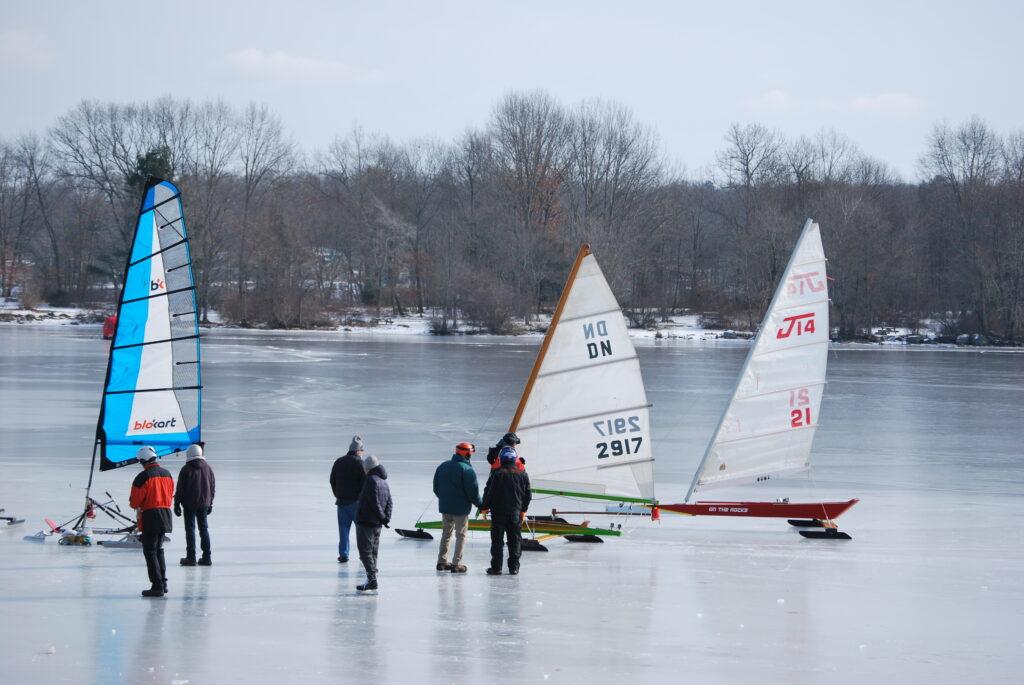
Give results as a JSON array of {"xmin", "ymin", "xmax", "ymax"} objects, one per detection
[
  {"xmin": 432, "ymin": 441, "xmax": 482, "ymax": 573},
  {"xmin": 354, "ymin": 454, "xmax": 392, "ymax": 592}
]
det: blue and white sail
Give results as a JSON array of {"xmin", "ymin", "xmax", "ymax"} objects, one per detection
[{"xmin": 99, "ymin": 178, "xmax": 201, "ymax": 470}]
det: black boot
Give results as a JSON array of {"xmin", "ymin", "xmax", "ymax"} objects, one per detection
[
  {"xmin": 486, "ymin": 567, "xmax": 502, "ymax": 576},
  {"xmin": 142, "ymin": 584, "xmax": 164, "ymax": 598},
  {"xmin": 356, "ymin": 578, "xmax": 378, "ymax": 592},
  {"xmin": 338, "ymin": 555, "xmax": 348, "ymax": 563},
  {"xmin": 180, "ymin": 557, "xmax": 197, "ymax": 566},
  {"xmin": 198, "ymin": 556, "xmax": 212, "ymax": 566},
  {"xmin": 508, "ymin": 565, "xmax": 519, "ymax": 576}
]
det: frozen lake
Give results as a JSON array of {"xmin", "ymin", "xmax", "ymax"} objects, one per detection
[{"xmin": 1, "ymin": 325, "xmax": 1023, "ymax": 684}]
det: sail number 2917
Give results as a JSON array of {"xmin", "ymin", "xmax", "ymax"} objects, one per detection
[{"xmin": 594, "ymin": 415, "xmax": 642, "ymax": 459}]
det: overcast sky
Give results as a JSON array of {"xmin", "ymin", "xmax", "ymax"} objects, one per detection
[{"xmin": 1, "ymin": 1, "xmax": 1020, "ymax": 178}]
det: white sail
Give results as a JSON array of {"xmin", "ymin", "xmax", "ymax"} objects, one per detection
[
  {"xmin": 511, "ymin": 246, "xmax": 654, "ymax": 502},
  {"xmin": 687, "ymin": 219, "xmax": 828, "ymax": 498}
]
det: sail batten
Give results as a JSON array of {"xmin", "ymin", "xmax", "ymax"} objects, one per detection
[
  {"xmin": 98, "ymin": 178, "xmax": 201, "ymax": 471},
  {"xmin": 512, "ymin": 245, "xmax": 655, "ymax": 503},
  {"xmin": 686, "ymin": 220, "xmax": 828, "ymax": 498}
]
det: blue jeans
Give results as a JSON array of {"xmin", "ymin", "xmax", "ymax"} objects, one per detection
[
  {"xmin": 337, "ymin": 502, "xmax": 358, "ymax": 557},
  {"xmin": 183, "ymin": 507, "xmax": 211, "ymax": 560}
]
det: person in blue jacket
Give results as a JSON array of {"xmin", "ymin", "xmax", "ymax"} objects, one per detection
[{"xmin": 432, "ymin": 442, "xmax": 482, "ymax": 573}]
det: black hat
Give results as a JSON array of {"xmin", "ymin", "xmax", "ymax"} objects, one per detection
[{"xmin": 500, "ymin": 432, "xmax": 520, "ymax": 446}]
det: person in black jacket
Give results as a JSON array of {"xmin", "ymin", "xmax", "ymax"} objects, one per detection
[
  {"xmin": 355, "ymin": 454, "xmax": 392, "ymax": 592},
  {"xmin": 481, "ymin": 446, "xmax": 531, "ymax": 576},
  {"xmin": 330, "ymin": 436, "xmax": 366, "ymax": 563},
  {"xmin": 174, "ymin": 444, "xmax": 215, "ymax": 566}
]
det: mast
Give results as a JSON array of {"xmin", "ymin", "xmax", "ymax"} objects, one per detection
[
  {"xmin": 509, "ymin": 244, "xmax": 591, "ymax": 432},
  {"xmin": 684, "ymin": 218, "xmax": 819, "ymax": 502}
]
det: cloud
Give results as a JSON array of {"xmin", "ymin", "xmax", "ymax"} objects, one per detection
[
  {"xmin": 745, "ymin": 89, "xmax": 793, "ymax": 113},
  {"xmin": 847, "ymin": 92, "xmax": 921, "ymax": 114},
  {"xmin": 0, "ymin": 29, "xmax": 52, "ymax": 67},
  {"xmin": 227, "ymin": 48, "xmax": 382, "ymax": 83}
]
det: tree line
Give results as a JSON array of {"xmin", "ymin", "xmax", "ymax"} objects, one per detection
[{"xmin": 1, "ymin": 93, "xmax": 1022, "ymax": 341}]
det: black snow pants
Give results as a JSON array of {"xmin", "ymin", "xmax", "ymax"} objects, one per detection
[
  {"xmin": 356, "ymin": 524, "xmax": 381, "ymax": 582},
  {"xmin": 141, "ymin": 521, "xmax": 168, "ymax": 587},
  {"xmin": 489, "ymin": 510, "xmax": 522, "ymax": 573}
]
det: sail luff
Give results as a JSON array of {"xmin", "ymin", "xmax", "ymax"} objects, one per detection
[
  {"xmin": 685, "ymin": 219, "xmax": 822, "ymax": 501},
  {"xmin": 509, "ymin": 244, "xmax": 591, "ymax": 432}
]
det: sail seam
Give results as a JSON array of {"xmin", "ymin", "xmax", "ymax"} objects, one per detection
[
  {"xmin": 596, "ymin": 457, "xmax": 655, "ymax": 470},
  {"xmin": 559, "ymin": 307, "xmax": 623, "ymax": 324},
  {"xmin": 537, "ymin": 354, "xmax": 638, "ymax": 379},
  {"xmin": 105, "ymin": 385, "xmax": 202, "ymax": 396},
  {"xmin": 735, "ymin": 380, "xmax": 827, "ymax": 400},
  {"xmin": 122, "ymin": 285, "xmax": 195, "ymax": 305},
  {"xmin": 112, "ymin": 333, "xmax": 200, "ymax": 350},
  {"xmin": 752, "ymin": 339, "xmax": 828, "ymax": 358},
  {"xmin": 714, "ymin": 424, "xmax": 817, "ymax": 446},
  {"xmin": 127, "ymin": 238, "xmax": 188, "ymax": 267},
  {"xmin": 517, "ymin": 403, "xmax": 652, "ymax": 431},
  {"xmin": 765, "ymin": 297, "xmax": 829, "ymax": 315}
]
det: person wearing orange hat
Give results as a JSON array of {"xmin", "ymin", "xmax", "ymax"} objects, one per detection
[{"xmin": 432, "ymin": 441, "xmax": 482, "ymax": 573}]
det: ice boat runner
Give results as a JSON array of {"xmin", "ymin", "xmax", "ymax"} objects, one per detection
[
  {"xmin": 397, "ymin": 244, "xmax": 656, "ymax": 550},
  {"xmin": 25, "ymin": 178, "xmax": 202, "ymax": 547},
  {"xmin": 659, "ymin": 220, "xmax": 858, "ymax": 539}
]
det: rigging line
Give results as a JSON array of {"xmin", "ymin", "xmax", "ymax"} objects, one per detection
[
  {"xmin": 127, "ymin": 237, "xmax": 189, "ymax": 268},
  {"xmin": 112, "ymin": 333, "xmax": 199, "ymax": 351},
  {"xmin": 154, "ymin": 204, "xmax": 186, "ymax": 241},
  {"xmin": 122, "ymin": 285, "xmax": 195, "ymax": 305}
]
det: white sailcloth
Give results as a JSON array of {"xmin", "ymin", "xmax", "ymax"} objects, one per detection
[
  {"xmin": 513, "ymin": 247, "xmax": 655, "ymax": 502},
  {"xmin": 687, "ymin": 220, "xmax": 829, "ymax": 498}
]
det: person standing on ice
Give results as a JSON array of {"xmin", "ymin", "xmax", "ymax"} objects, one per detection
[
  {"xmin": 354, "ymin": 454, "xmax": 392, "ymax": 592},
  {"xmin": 486, "ymin": 432, "xmax": 526, "ymax": 475},
  {"xmin": 129, "ymin": 446, "xmax": 174, "ymax": 598},
  {"xmin": 330, "ymin": 436, "xmax": 366, "ymax": 563},
  {"xmin": 174, "ymin": 444, "xmax": 215, "ymax": 567},
  {"xmin": 432, "ymin": 442, "xmax": 482, "ymax": 573},
  {"xmin": 480, "ymin": 446, "xmax": 531, "ymax": 576}
]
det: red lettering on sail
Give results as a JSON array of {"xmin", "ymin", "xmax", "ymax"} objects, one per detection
[
  {"xmin": 776, "ymin": 312, "xmax": 815, "ymax": 339},
  {"xmin": 786, "ymin": 271, "xmax": 826, "ymax": 296}
]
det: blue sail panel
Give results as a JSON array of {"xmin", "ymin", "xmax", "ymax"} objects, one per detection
[{"xmin": 99, "ymin": 178, "xmax": 202, "ymax": 470}]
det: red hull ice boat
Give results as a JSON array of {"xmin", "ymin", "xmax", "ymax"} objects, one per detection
[
  {"xmin": 662, "ymin": 220, "xmax": 858, "ymax": 539},
  {"xmin": 659, "ymin": 498, "xmax": 858, "ymax": 520}
]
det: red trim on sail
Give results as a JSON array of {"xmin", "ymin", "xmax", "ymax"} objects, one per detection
[{"xmin": 659, "ymin": 498, "xmax": 858, "ymax": 520}]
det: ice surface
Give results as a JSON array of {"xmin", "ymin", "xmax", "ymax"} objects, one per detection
[{"xmin": 1, "ymin": 327, "xmax": 1023, "ymax": 683}]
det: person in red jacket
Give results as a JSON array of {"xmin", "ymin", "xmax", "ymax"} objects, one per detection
[{"xmin": 129, "ymin": 446, "xmax": 174, "ymax": 598}]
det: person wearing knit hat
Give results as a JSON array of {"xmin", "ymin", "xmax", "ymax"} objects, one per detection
[
  {"xmin": 329, "ymin": 435, "xmax": 366, "ymax": 563},
  {"xmin": 354, "ymin": 454, "xmax": 392, "ymax": 592},
  {"xmin": 174, "ymin": 443, "xmax": 216, "ymax": 566},
  {"xmin": 129, "ymin": 446, "xmax": 174, "ymax": 597}
]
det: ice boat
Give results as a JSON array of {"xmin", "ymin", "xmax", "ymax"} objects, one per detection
[
  {"xmin": 659, "ymin": 219, "xmax": 858, "ymax": 539},
  {"xmin": 25, "ymin": 178, "xmax": 202, "ymax": 547},
  {"xmin": 397, "ymin": 244, "xmax": 654, "ymax": 550}
]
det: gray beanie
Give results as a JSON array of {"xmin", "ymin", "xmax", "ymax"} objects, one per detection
[
  {"xmin": 349, "ymin": 436, "xmax": 364, "ymax": 453},
  {"xmin": 363, "ymin": 454, "xmax": 380, "ymax": 472}
]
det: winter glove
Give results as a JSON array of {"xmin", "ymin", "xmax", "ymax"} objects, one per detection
[
  {"xmin": 479, "ymin": 508, "xmax": 489, "ymax": 518},
  {"xmin": 519, "ymin": 512, "xmax": 526, "ymax": 523},
  {"xmin": 174, "ymin": 504, "xmax": 182, "ymax": 517},
  {"xmin": 207, "ymin": 506, "xmax": 213, "ymax": 515}
]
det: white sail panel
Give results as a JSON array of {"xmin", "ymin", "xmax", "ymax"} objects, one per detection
[
  {"xmin": 514, "ymin": 248, "xmax": 654, "ymax": 501},
  {"xmin": 689, "ymin": 220, "xmax": 828, "ymax": 496}
]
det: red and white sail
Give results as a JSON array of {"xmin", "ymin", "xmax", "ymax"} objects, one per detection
[{"xmin": 686, "ymin": 220, "xmax": 829, "ymax": 498}]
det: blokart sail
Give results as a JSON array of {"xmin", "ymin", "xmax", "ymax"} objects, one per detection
[{"xmin": 25, "ymin": 177, "xmax": 201, "ymax": 546}]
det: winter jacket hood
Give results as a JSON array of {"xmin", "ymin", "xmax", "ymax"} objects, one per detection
[
  {"xmin": 356, "ymin": 465, "xmax": 393, "ymax": 527},
  {"xmin": 434, "ymin": 454, "xmax": 482, "ymax": 515}
]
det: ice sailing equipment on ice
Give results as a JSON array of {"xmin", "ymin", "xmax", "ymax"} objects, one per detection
[
  {"xmin": 659, "ymin": 219, "xmax": 857, "ymax": 538},
  {"xmin": 25, "ymin": 178, "xmax": 202, "ymax": 546},
  {"xmin": 397, "ymin": 245, "xmax": 652, "ymax": 548}
]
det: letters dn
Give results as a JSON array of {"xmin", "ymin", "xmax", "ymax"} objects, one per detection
[{"xmin": 584, "ymin": 320, "xmax": 612, "ymax": 359}]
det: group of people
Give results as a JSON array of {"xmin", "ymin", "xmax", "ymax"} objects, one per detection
[
  {"xmin": 330, "ymin": 431, "xmax": 532, "ymax": 592},
  {"xmin": 129, "ymin": 443, "xmax": 216, "ymax": 598}
]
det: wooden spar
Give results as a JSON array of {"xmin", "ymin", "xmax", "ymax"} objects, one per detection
[{"xmin": 508, "ymin": 244, "xmax": 591, "ymax": 433}]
